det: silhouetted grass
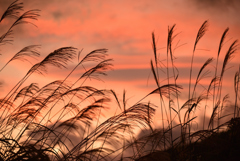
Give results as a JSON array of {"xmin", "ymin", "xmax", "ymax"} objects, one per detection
[
  {"xmin": 1, "ymin": 1, "xmax": 240, "ymax": 161},
  {"xmin": 132, "ymin": 21, "xmax": 240, "ymax": 161}
]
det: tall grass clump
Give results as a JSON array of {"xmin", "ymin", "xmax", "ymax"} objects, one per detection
[
  {"xmin": 0, "ymin": 1, "xmax": 158, "ymax": 160},
  {"xmin": 1, "ymin": 1, "xmax": 240, "ymax": 161},
  {"xmin": 131, "ymin": 21, "xmax": 240, "ymax": 160}
]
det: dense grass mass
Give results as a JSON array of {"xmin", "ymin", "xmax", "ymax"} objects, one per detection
[{"xmin": 0, "ymin": 1, "xmax": 240, "ymax": 161}]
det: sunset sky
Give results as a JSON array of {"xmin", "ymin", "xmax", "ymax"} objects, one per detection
[{"xmin": 1, "ymin": 0, "xmax": 240, "ymax": 126}]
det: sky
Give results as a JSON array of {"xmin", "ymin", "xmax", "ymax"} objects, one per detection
[{"xmin": 0, "ymin": 0, "xmax": 240, "ymax": 128}]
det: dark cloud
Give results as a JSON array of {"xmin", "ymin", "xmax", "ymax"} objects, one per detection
[
  {"xmin": 0, "ymin": 1, "xmax": 9, "ymax": 8},
  {"xmin": 107, "ymin": 68, "xmax": 151, "ymax": 81},
  {"xmin": 52, "ymin": 11, "xmax": 63, "ymax": 20},
  {"xmin": 191, "ymin": 0, "xmax": 240, "ymax": 12},
  {"xmin": 106, "ymin": 55, "xmax": 239, "ymax": 83}
]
